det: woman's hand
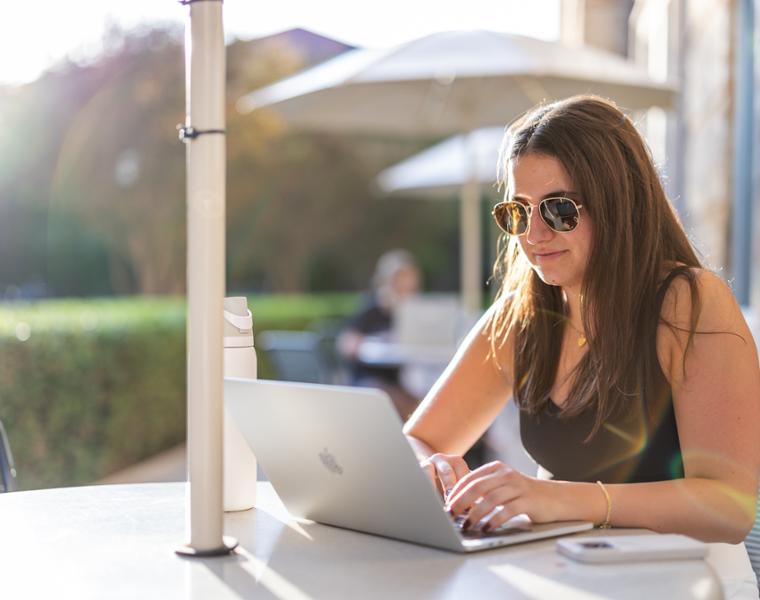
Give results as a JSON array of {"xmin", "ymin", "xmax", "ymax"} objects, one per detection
[
  {"xmin": 445, "ymin": 461, "xmax": 563, "ymax": 531},
  {"xmin": 420, "ymin": 453, "xmax": 470, "ymax": 499}
]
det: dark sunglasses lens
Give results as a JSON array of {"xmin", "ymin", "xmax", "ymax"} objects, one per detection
[
  {"xmin": 541, "ymin": 198, "xmax": 579, "ymax": 232},
  {"xmin": 494, "ymin": 202, "xmax": 528, "ymax": 235}
]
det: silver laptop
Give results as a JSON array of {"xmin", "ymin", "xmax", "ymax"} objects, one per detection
[
  {"xmin": 392, "ymin": 294, "xmax": 463, "ymax": 349},
  {"xmin": 224, "ymin": 378, "xmax": 593, "ymax": 553}
]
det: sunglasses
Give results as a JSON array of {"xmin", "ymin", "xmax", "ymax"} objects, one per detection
[{"xmin": 492, "ymin": 197, "xmax": 583, "ymax": 236}]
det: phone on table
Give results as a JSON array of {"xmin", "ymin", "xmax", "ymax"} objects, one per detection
[{"xmin": 556, "ymin": 534, "xmax": 707, "ymax": 563}]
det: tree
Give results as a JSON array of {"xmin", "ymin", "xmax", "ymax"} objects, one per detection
[{"xmin": 1, "ymin": 26, "xmax": 461, "ymax": 297}]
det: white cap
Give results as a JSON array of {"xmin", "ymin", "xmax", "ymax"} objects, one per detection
[{"xmin": 223, "ymin": 296, "xmax": 254, "ymax": 348}]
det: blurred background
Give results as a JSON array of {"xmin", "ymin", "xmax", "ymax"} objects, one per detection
[{"xmin": 0, "ymin": 0, "xmax": 757, "ymax": 491}]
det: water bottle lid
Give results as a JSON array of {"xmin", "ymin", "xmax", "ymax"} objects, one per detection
[
  {"xmin": 224, "ymin": 296, "xmax": 254, "ymax": 348},
  {"xmin": 223, "ymin": 309, "xmax": 252, "ymax": 331}
]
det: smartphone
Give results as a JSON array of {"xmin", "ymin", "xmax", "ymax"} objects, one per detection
[{"xmin": 556, "ymin": 534, "xmax": 707, "ymax": 563}]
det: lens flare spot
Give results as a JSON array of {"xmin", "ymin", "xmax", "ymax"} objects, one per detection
[{"xmin": 669, "ymin": 453, "xmax": 684, "ymax": 479}]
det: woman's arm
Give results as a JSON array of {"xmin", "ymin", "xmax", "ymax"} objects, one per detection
[
  {"xmin": 446, "ymin": 271, "xmax": 760, "ymax": 543},
  {"xmin": 604, "ymin": 270, "xmax": 760, "ymax": 542},
  {"xmin": 336, "ymin": 328, "xmax": 364, "ymax": 361},
  {"xmin": 403, "ymin": 303, "xmax": 514, "ymax": 475}
]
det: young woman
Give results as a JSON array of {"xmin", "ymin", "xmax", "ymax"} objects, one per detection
[{"xmin": 404, "ymin": 95, "xmax": 760, "ymax": 544}]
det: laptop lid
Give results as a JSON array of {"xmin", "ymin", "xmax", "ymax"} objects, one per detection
[
  {"xmin": 224, "ymin": 378, "xmax": 593, "ymax": 552},
  {"xmin": 392, "ymin": 294, "xmax": 463, "ymax": 349}
]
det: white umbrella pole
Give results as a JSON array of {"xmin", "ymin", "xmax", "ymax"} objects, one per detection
[
  {"xmin": 176, "ymin": 0, "xmax": 236, "ymax": 557},
  {"xmin": 460, "ymin": 132, "xmax": 482, "ymax": 314}
]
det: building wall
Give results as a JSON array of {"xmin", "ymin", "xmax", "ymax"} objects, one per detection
[
  {"xmin": 631, "ymin": 0, "xmax": 734, "ymax": 272},
  {"xmin": 681, "ymin": 0, "xmax": 733, "ymax": 272},
  {"xmin": 584, "ymin": 0, "xmax": 635, "ymax": 55},
  {"xmin": 561, "ymin": 0, "xmax": 634, "ymax": 55},
  {"xmin": 565, "ymin": 0, "xmax": 759, "ymax": 299},
  {"xmin": 752, "ymin": 2, "xmax": 760, "ymax": 312}
]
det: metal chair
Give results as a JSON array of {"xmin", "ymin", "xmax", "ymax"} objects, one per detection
[
  {"xmin": 746, "ymin": 484, "xmax": 760, "ymax": 590},
  {"xmin": 0, "ymin": 419, "xmax": 17, "ymax": 492},
  {"xmin": 308, "ymin": 318, "xmax": 349, "ymax": 385},
  {"xmin": 257, "ymin": 330, "xmax": 335, "ymax": 384},
  {"xmin": 742, "ymin": 311, "xmax": 760, "ymax": 588}
]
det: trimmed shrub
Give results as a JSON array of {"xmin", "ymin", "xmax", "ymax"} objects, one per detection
[{"xmin": 0, "ymin": 294, "xmax": 357, "ymax": 489}]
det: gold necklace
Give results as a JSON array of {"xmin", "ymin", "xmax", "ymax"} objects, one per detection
[{"xmin": 567, "ymin": 321, "xmax": 587, "ymax": 347}]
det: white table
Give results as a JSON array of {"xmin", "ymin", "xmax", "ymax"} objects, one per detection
[
  {"xmin": 0, "ymin": 482, "xmax": 755, "ymax": 599},
  {"xmin": 357, "ymin": 338, "xmax": 457, "ymax": 368},
  {"xmin": 357, "ymin": 337, "xmax": 455, "ymax": 399}
]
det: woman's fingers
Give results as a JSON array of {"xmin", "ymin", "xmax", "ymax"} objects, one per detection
[
  {"xmin": 456, "ymin": 482, "xmax": 521, "ymax": 528},
  {"xmin": 432, "ymin": 455, "xmax": 469, "ymax": 496},
  {"xmin": 430, "ymin": 456, "xmax": 456, "ymax": 493},
  {"xmin": 469, "ymin": 489, "xmax": 530, "ymax": 531},
  {"xmin": 447, "ymin": 460, "xmax": 502, "ymax": 497},
  {"xmin": 420, "ymin": 461, "xmax": 443, "ymax": 496},
  {"xmin": 446, "ymin": 461, "xmax": 506, "ymax": 507},
  {"xmin": 482, "ymin": 510, "xmax": 533, "ymax": 533},
  {"xmin": 446, "ymin": 462, "xmax": 524, "ymax": 526},
  {"xmin": 420, "ymin": 454, "xmax": 470, "ymax": 498}
]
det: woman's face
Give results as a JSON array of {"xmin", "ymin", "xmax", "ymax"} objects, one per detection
[
  {"xmin": 391, "ymin": 265, "xmax": 420, "ymax": 297},
  {"xmin": 507, "ymin": 153, "xmax": 593, "ymax": 293}
]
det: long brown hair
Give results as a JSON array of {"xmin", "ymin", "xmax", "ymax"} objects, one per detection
[{"xmin": 490, "ymin": 95, "xmax": 702, "ymax": 438}]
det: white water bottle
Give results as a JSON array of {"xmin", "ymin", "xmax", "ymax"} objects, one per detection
[{"xmin": 223, "ymin": 296, "xmax": 258, "ymax": 511}]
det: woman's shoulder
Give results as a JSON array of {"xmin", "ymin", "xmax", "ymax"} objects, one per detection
[
  {"xmin": 657, "ymin": 266, "xmax": 748, "ymax": 381},
  {"xmin": 659, "ymin": 266, "xmax": 738, "ymax": 329}
]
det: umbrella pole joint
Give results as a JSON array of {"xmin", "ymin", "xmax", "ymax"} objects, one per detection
[
  {"xmin": 177, "ymin": 126, "xmax": 227, "ymax": 143},
  {"xmin": 177, "ymin": 0, "xmax": 222, "ymax": 6}
]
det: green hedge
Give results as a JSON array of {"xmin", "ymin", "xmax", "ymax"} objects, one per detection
[{"xmin": 0, "ymin": 294, "xmax": 357, "ymax": 490}]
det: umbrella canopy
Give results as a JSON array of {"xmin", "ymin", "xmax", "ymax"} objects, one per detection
[
  {"xmin": 238, "ymin": 30, "xmax": 676, "ymax": 136},
  {"xmin": 376, "ymin": 127, "xmax": 504, "ymax": 196},
  {"xmin": 238, "ymin": 30, "xmax": 677, "ymax": 312}
]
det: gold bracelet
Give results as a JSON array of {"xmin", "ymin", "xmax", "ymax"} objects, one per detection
[{"xmin": 595, "ymin": 480, "xmax": 612, "ymax": 529}]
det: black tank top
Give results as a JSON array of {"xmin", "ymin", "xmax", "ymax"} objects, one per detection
[
  {"xmin": 519, "ymin": 269, "xmax": 694, "ymax": 483},
  {"xmin": 520, "ymin": 392, "xmax": 683, "ymax": 483}
]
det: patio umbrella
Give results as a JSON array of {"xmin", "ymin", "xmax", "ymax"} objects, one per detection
[{"xmin": 238, "ymin": 29, "xmax": 677, "ymax": 312}]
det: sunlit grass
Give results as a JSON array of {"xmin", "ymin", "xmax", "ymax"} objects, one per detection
[{"xmin": 0, "ymin": 293, "xmax": 359, "ymax": 336}]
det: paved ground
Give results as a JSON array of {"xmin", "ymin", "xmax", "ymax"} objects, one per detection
[
  {"xmin": 98, "ymin": 444, "xmax": 187, "ymax": 484},
  {"xmin": 96, "ymin": 444, "xmax": 266, "ymax": 484}
]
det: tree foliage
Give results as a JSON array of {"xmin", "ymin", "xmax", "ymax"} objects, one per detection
[{"xmin": 0, "ymin": 26, "xmax": 460, "ymax": 297}]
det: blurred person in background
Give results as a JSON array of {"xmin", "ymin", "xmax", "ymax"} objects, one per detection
[
  {"xmin": 404, "ymin": 95, "xmax": 760, "ymax": 546},
  {"xmin": 337, "ymin": 249, "xmax": 422, "ymax": 419}
]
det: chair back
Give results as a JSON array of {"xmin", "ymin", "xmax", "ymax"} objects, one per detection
[
  {"xmin": 742, "ymin": 308, "xmax": 760, "ymax": 587},
  {"xmin": 0, "ymin": 420, "xmax": 17, "ymax": 492},
  {"xmin": 747, "ymin": 488, "xmax": 760, "ymax": 590},
  {"xmin": 258, "ymin": 330, "xmax": 334, "ymax": 384}
]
